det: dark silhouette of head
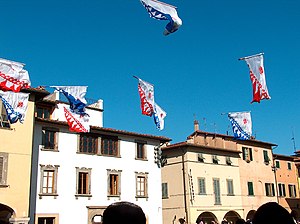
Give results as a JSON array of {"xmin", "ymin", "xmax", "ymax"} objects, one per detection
[
  {"xmin": 102, "ymin": 201, "xmax": 146, "ymax": 224},
  {"xmin": 252, "ymin": 202, "xmax": 294, "ymax": 224}
]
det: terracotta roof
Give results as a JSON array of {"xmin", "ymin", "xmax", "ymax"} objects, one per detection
[
  {"xmin": 188, "ymin": 130, "xmax": 277, "ymax": 147},
  {"xmin": 35, "ymin": 117, "xmax": 171, "ymax": 142},
  {"xmin": 273, "ymin": 153, "xmax": 297, "ymax": 161}
]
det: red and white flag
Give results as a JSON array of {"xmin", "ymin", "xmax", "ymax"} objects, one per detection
[
  {"xmin": 0, "ymin": 58, "xmax": 31, "ymax": 92},
  {"xmin": 241, "ymin": 53, "xmax": 271, "ymax": 103},
  {"xmin": 135, "ymin": 77, "xmax": 155, "ymax": 116},
  {"xmin": 63, "ymin": 107, "xmax": 89, "ymax": 133}
]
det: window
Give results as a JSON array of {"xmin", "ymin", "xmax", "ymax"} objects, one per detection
[
  {"xmin": 275, "ymin": 160, "xmax": 280, "ymax": 168},
  {"xmin": 76, "ymin": 167, "xmax": 91, "ymax": 196},
  {"xmin": 288, "ymin": 184, "xmax": 297, "ymax": 198},
  {"xmin": 36, "ymin": 106, "xmax": 51, "ymax": 119},
  {"xmin": 79, "ymin": 135, "xmax": 98, "ymax": 154},
  {"xmin": 227, "ymin": 179, "xmax": 234, "ymax": 195},
  {"xmin": 39, "ymin": 165, "xmax": 59, "ymax": 197},
  {"xmin": 242, "ymin": 147, "xmax": 253, "ymax": 162},
  {"xmin": 136, "ymin": 172, "xmax": 148, "ymax": 198},
  {"xmin": 263, "ymin": 150, "xmax": 270, "ymax": 164},
  {"xmin": 0, "ymin": 101, "xmax": 10, "ymax": 128},
  {"xmin": 247, "ymin": 182, "xmax": 254, "ymax": 196},
  {"xmin": 265, "ymin": 183, "xmax": 275, "ymax": 196},
  {"xmin": 0, "ymin": 153, "xmax": 8, "ymax": 186},
  {"xmin": 198, "ymin": 178, "xmax": 206, "ymax": 195},
  {"xmin": 212, "ymin": 155, "xmax": 219, "ymax": 164},
  {"xmin": 226, "ymin": 157, "xmax": 232, "ymax": 165},
  {"xmin": 101, "ymin": 136, "xmax": 118, "ymax": 156},
  {"xmin": 287, "ymin": 162, "xmax": 292, "ymax": 170},
  {"xmin": 197, "ymin": 153, "xmax": 205, "ymax": 163},
  {"xmin": 38, "ymin": 217, "xmax": 56, "ymax": 224},
  {"xmin": 42, "ymin": 128, "xmax": 58, "ymax": 150},
  {"xmin": 136, "ymin": 142, "xmax": 146, "ymax": 160},
  {"xmin": 213, "ymin": 178, "xmax": 221, "ymax": 205},
  {"xmin": 278, "ymin": 183, "xmax": 286, "ymax": 197},
  {"xmin": 162, "ymin": 183, "xmax": 168, "ymax": 199},
  {"xmin": 107, "ymin": 170, "xmax": 121, "ymax": 196}
]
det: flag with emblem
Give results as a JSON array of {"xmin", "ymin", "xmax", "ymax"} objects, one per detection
[
  {"xmin": 0, "ymin": 58, "xmax": 31, "ymax": 92},
  {"xmin": 0, "ymin": 90, "xmax": 29, "ymax": 124},
  {"xmin": 153, "ymin": 103, "xmax": 166, "ymax": 130},
  {"xmin": 63, "ymin": 107, "xmax": 89, "ymax": 133},
  {"xmin": 134, "ymin": 77, "xmax": 155, "ymax": 116},
  {"xmin": 240, "ymin": 53, "xmax": 271, "ymax": 103},
  {"xmin": 140, "ymin": 0, "xmax": 182, "ymax": 35},
  {"xmin": 50, "ymin": 86, "xmax": 88, "ymax": 116},
  {"xmin": 228, "ymin": 111, "xmax": 252, "ymax": 140}
]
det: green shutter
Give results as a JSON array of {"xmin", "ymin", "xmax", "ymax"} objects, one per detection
[{"xmin": 249, "ymin": 148, "xmax": 253, "ymax": 161}]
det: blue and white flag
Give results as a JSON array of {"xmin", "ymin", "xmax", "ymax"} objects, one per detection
[
  {"xmin": 50, "ymin": 86, "xmax": 88, "ymax": 116},
  {"xmin": 228, "ymin": 111, "xmax": 252, "ymax": 140},
  {"xmin": 140, "ymin": 0, "xmax": 182, "ymax": 35},
  {"xmin": 153, "ymin": 103, "xmax": 166, "ymax": 130},
  {"xmin": 0, "ymin": 90, "xmax": 29, "ymax": 124}
]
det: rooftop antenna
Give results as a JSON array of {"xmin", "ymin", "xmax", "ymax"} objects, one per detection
[{"xmin": 292, "ymin": 127, "xmax": 297, "ymax": 152}]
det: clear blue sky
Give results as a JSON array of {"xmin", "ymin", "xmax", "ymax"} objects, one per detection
[{"xmin": 1, "ymin": 0, "xmax": 300, "ymax": 155}]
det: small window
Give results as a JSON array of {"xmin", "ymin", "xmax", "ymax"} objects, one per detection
[
  {"xmin": 76, "ymin": 167, "xmax": 91, "ymax": 196},
  {"xmin": 0, "ymin": 101, "xmax": 10, "ymax": 128},
  {"xmin": 213, "ymin": 178, "xmax": 221, "ymax": 205},
  {"xmin": 212, "ymin": 155, "xmax": 219, "ymax": 164},
  {"xmin": 248, "ymin": 182, "xmax": 254, "ymax": 196},
  {"xmin": 136, "ymin": 172, "xmax": 148, "ymax": 198},
  {"xmin": 39, "ymin": 165, "xmax": 59, "ymax": 197},
  {"xmin": 197, "ymin": 153, "xmax": 205, "ymax": 163},
  {"xmin": 265, "ymin": 183, "xmax": 275, "ymax": 196},
  {"xmin": 101, "ymin": 136, "xmax": 119, "ymax": 156},
  {"xmin": 42, "ymin": 128, "xmax": 58, "ymax": 151},
  {"xmin": 136, "ymin": 142, "xmax": 147, "ymax": 160},
  {"xmin": 107, "ymin": 170, "xmax": 121, "ymax": 197},
  {"xmin": 287, "ymin": 162, "xmax": 292, "ymax": 170},
  {"xmin": 226, "ymin": 157, "xmax": 232, "ymax": 165},
  {"xmin": 242, "ymin": 147, "xmax": 253, "ymax": 162},
  {"xmin": 162, "ymin": 183, "xmax": 168, "ymax": 199},
  {"xmin": 278, "ymin": 183, "xmax": 286, "ymax": 197},
  {"xmin": 275, "ymin": 160, "xmax": 280, "ymax": 169},
  {"xmin": 38, "ymin": 217, "xmax": 56, "ymax": 224},
  {"xmin": 198, "ymin": 178, "xmax": 206, "ymax": 195},
  {"xmin": 288, "ymin": 184, "xmax": 297, "ymax": 198},
  {"xmin": 227, "ymin": 179, "xmax": 234, "ymax": 195},
  {"xmin": 79, "ymin": 135, "xmax": 98, "ymax": 154},
  {"xmin": 263, "ymin": 150, "xmax": 270, "ymax": 164},
  {"xmin": 36, "ymin": 106, "xmax": 52, "ymax": 119},
  {"xmin": 0, "ymin": 153, "xmax": 8, "ymax": 186}
]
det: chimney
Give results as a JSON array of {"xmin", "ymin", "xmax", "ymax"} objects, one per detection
[{"xmin": 194, "ymin": 120, "xmax": 199, "ymax": 131}]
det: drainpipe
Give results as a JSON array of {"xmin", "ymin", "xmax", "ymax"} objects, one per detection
[{"xmin": 181, "ymin": 147, "xmax": 189, "ymax": 224}]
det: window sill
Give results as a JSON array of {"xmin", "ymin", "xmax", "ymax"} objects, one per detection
[
  {"xmin": 75, "ymin": 194, "xmax": 92, "ymax": 199},
  {"xmin": 107, "ymin": 195, "xmax": 121, "ymax": 200},
  {"xmin": 0, "ymin": 126, "xmax": 12, "ymax": 130},
  {"xmin": 41, "ymin": 148, "xmax": 58, "ymax": 152},
  {"xmin": 0, "ymin": 184, "xmax": 9, "ymax": 188},
  {"xmin": 39, "ymin": 193, "xmax": 58, "ymax": 199},
  {"xmin": 162, "ymin": 197, "xmax": 169, "ymax": 199},
  {"xmin": 135, "ymin": 158, "xmax": 148, "ymax": 161}
]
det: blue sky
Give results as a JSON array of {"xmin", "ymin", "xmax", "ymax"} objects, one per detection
[{"xmin": 1, "ymin": 0, "xmax": 300, "ymax": 155}]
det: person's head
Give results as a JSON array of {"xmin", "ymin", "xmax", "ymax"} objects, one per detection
[
  {"xmin": 252, "ymin": 202, "xmax": 294, "ymax": 224},
  {"xmin": 102, "ymin": 201, "xmax": 146, "ymax": 224}
]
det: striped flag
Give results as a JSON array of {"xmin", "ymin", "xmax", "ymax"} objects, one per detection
[
  {"xmin": 228, "ymin": 111, "xmax": 252, "ymax": 140},
  {"xmin": 136, "ymin": 77, "xmax": 155, "ymax": 116},
  {"xmin": 63, "ymin": 107, "xmax": 89, "ymax": 133},
  {"xmin": 140, "ymin": 0, "xmax": 182, "ymax": 35}
]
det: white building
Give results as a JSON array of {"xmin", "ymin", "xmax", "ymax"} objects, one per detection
[{"xmin": 29, "ymin": 92, "xmax": 170, "ymax": 224}]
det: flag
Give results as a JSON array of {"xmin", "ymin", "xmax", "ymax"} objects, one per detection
[
  {"xmin": 136, "ymin": 77, "xmax": 155, "ymax": 116},
  {"xmin": 0, "ymin": 90, "xmax": 29, "ymax": 124},
  {"xmin": 140, "ymin": 0, "xmax": 182, "ymax": 35},
  {"xmin": 63, "ymin": 107, "xmax": 89, "ymax": 133},
  {"xmin": 50, "ymin": 86, "xmax": 88, "ymax": 116},
  {"xmin": 0, "ymin": 58, "xmax": 31, "ymax": 92},
  {"xmin": 228, "ymin": 111, "xmax": 252, "ymax": 140},
  {"xmin": 241, "ymin": 53, "xmax": 271, "ymax": 103},
  {"xmin": 153, "ymin": 103, "xmax": 166, "ymax": 130}
]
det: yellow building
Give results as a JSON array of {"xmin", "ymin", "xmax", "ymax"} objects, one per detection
[{"xmin": 0, "ymin": 88, "xmax": 49, "ymax": 224}]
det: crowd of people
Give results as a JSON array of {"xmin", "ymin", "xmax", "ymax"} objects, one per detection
[{"xmin": 101, "ymin": 201, "xmax": 298, "ymax": 224}]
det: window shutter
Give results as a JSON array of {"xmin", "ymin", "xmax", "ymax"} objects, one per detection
[
  {"xmin": 199, "ymin": 178, "xmax": 206, "ymax": 194},
  {"xmin": 0, "ymin": 157, "xmax": 3, "ymax": 183},
  {"xmin": 249, "ymin": 148, "xmax": 253, "ymax": 161},
  {"xmin": 242, "ymin": 148, "xmax": 246, "ymax": 160}
]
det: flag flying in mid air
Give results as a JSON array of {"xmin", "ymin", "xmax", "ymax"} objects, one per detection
[
  {"xmin": 63, "ymin": 107, "xmax": 89, "ymax": 133},
  {"xmin": 228, "ymin": 111, "xmax": 252, "ymax": 140},
  {"xmin": 50, "ymin": 86, "xmax": 88, "ymax": 116},
  {"xmin": 240, "ymin": 53, "xmax": 271, "ymax": 103},
  {"xmin": 153, "ymin": 103, "xmax": 167, "ymax": 130},
  {"xmin": 135, "ymin": 77, "xmax": 155, "ymax": 116},
  {"xmin": 0, "ymin": 58, "xmax": 31, "ymax": 92},
  {"xmin": 0, "ymin": 90, "xmax": 29, "ymax": 124},
  {"xmin": 140, "ymin": 0, "xmax": 182, "ymax": 35}
]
